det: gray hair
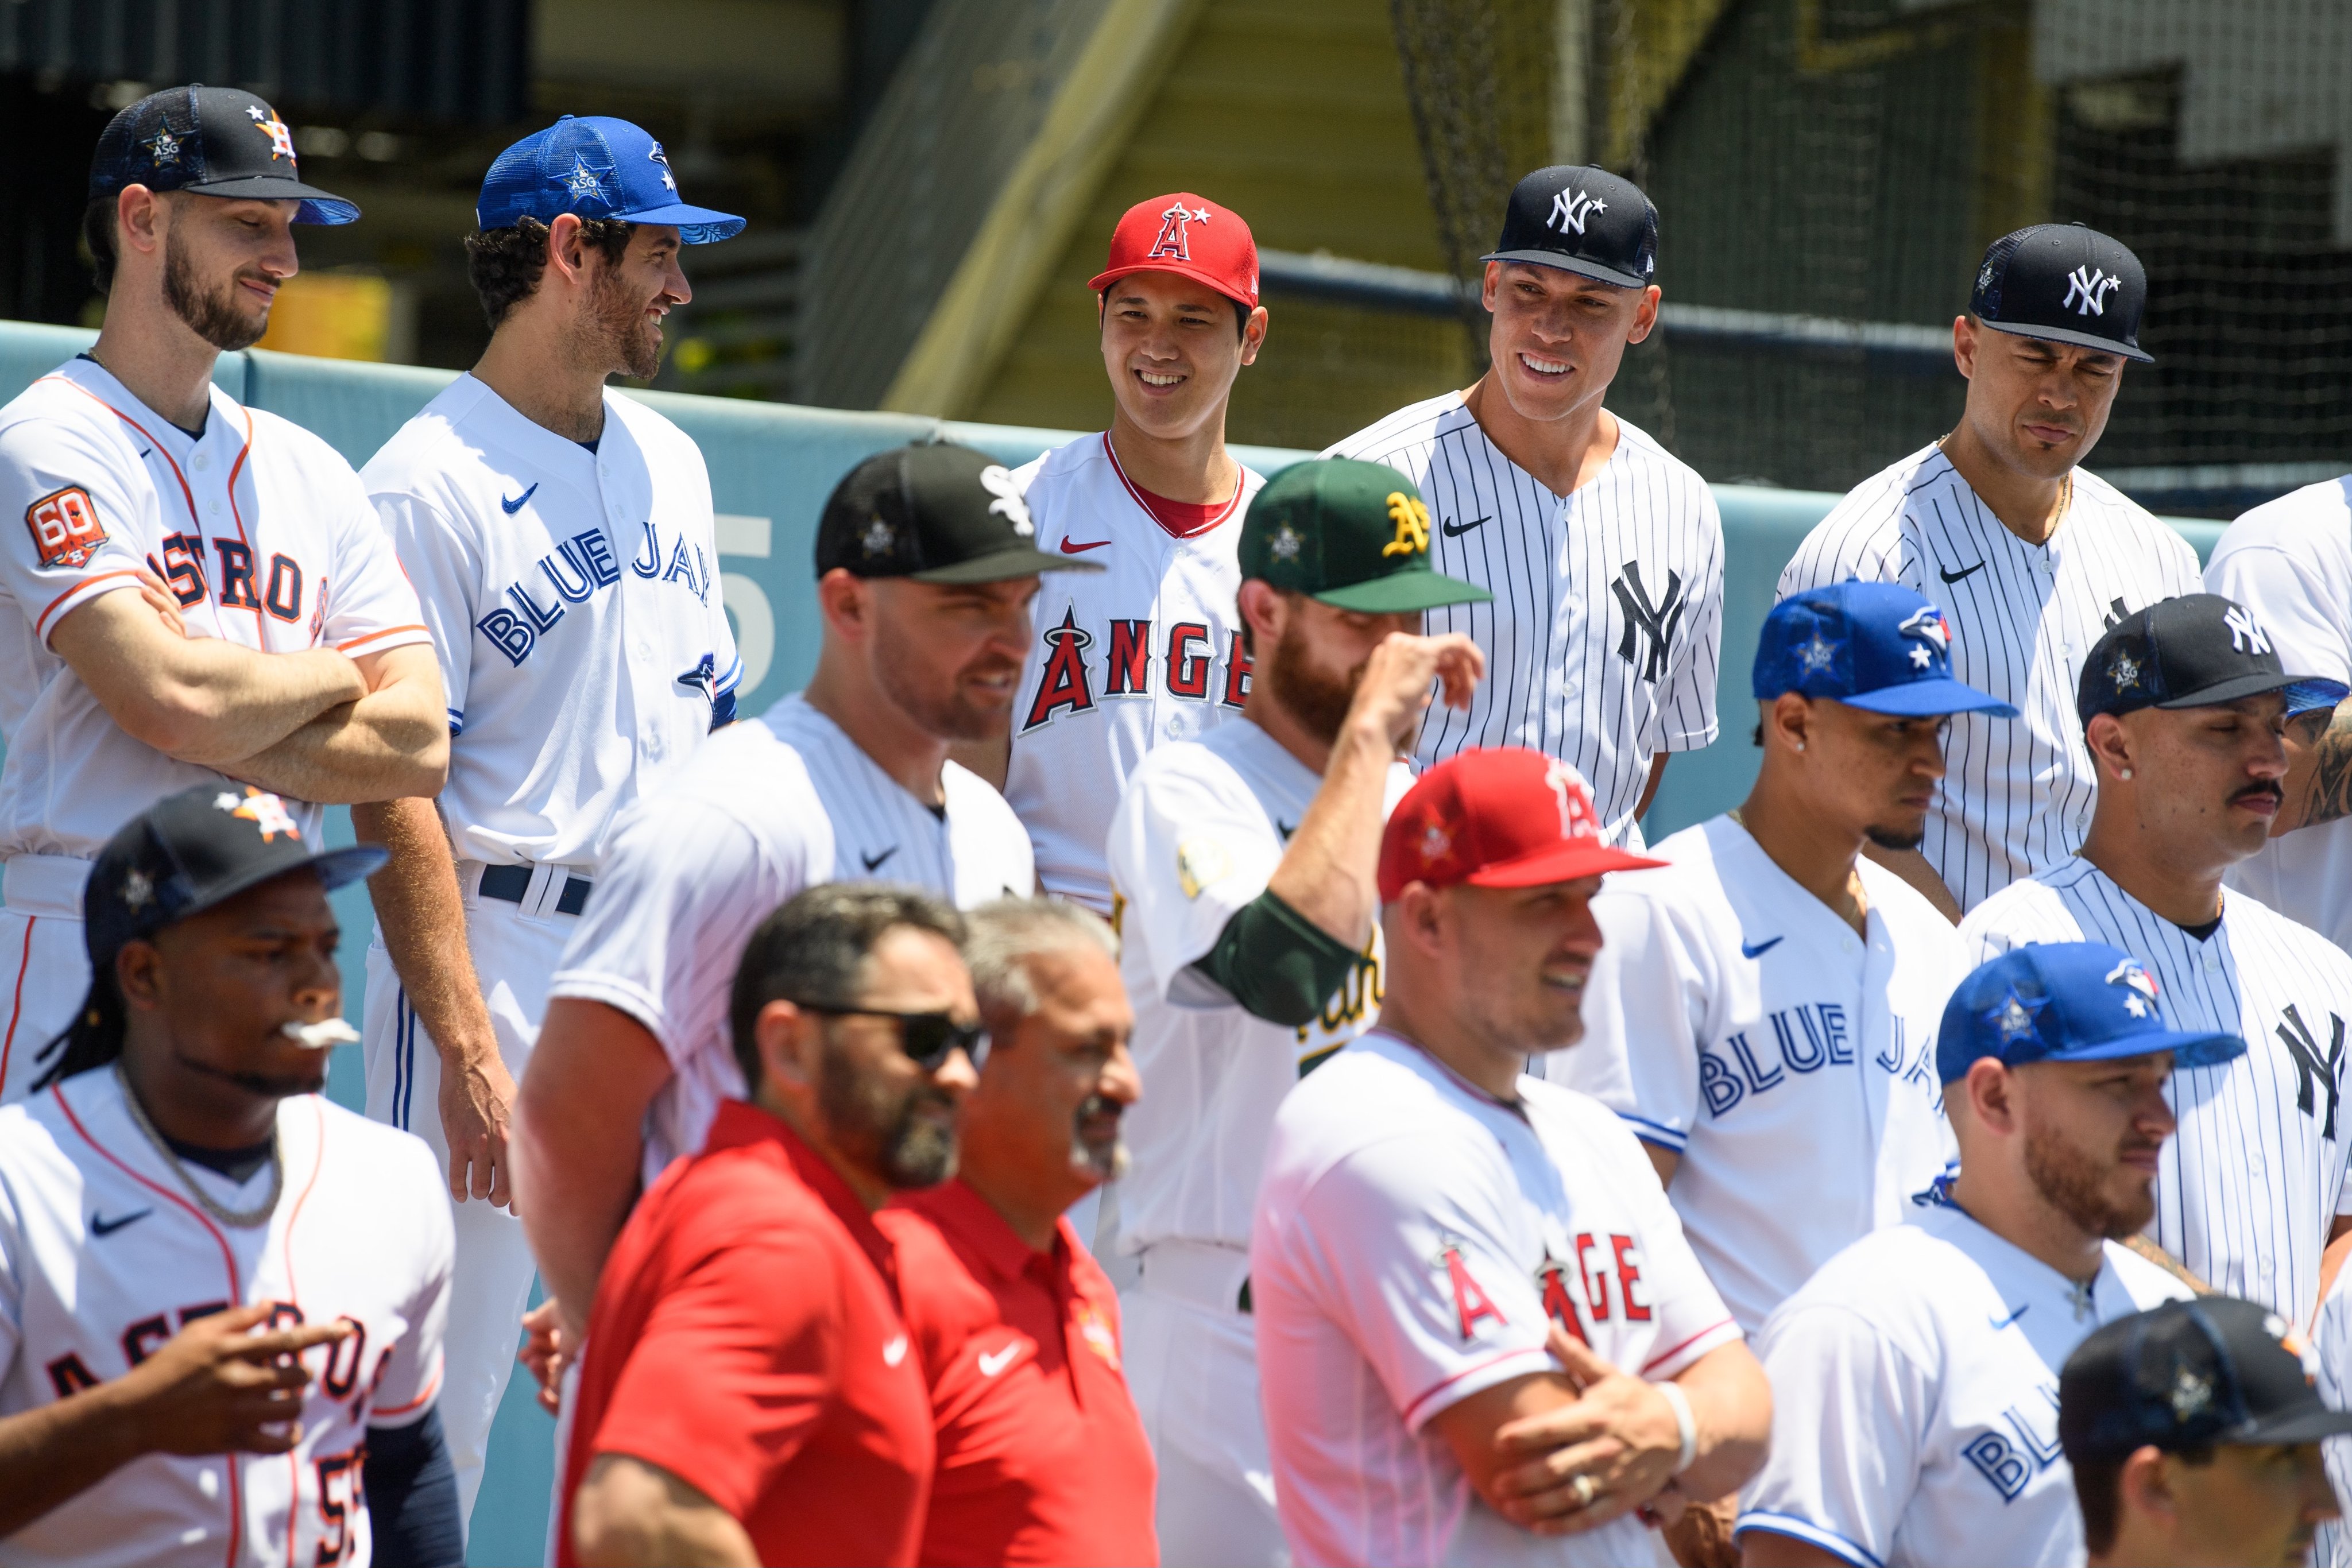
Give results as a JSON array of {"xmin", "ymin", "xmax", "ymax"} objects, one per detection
[
  {"xmin": 964, "ymin": 897, "xmax": 1119, "ymax": 1031},
  {"xmin": 730, "ymin": 882, "xmax": 966, "ymax": 1090}
]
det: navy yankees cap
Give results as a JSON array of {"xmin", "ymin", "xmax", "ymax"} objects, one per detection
[
  {"xmin": 1936, "ymin": 942, "xmax": 2244, "ymax": 1085},
  {"xmin": 1754, "ymin": 581, "xmax": 2017, "ymax": 718},
  {"xmin": 477, "ymin": 115, "xmax": 743, "ymax": 243},
  {"xmin": 2061, "ymin": 1296, "xmax": 2352, "ymax": 1462},
  {"xmin": 88, "ymin": 85, "xmax": 357, "ymax": 225},
  {"xmin": 815, "ymin": 443, "xmax": 1102, "ymax": 585},
  {"xmin": 2078, "ymin": 593, "xmax": 2349, "ymax": 725},
  {"xmin": 1970, "ymin": 222, "xmax": 2152, "ymax": 363},
  {"xmin": 1483, "ymin": 165, "xmax": 1657, "ymax": 290},
  {"xmin": 84, "ymin": 784, "xmax": 385, "ymax": 975}
]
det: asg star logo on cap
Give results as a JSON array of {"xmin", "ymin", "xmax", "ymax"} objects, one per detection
[
  {"xmin": 1796, "ymin": 630, "xmax": 1838, "ymax": 676},
  {"xmin": 2169, "ymin": 1364, "xmax": 2214, "ymax": 1421},
  {"xmin": 861, "ymin": 518, "xmax": 895, "ymax": 557},
  {"xmin": 562, "ymin": 160, "xmax": 604, "ymax": 203},
  {"xmin": 1418, "ymin": 821, "xmax": 1452, "ymax": 864},
  {"xmin": 1991, "ymin": 989, "xmax": 2040, "ymax": 1043},
  {"xmin": 142, "ymin": 126, "xmax": 183, "ymax": 168},
  {"xmin": 120, "ymin": 865, "xmax": 156, "ymax": 912},
  {"xmin": 2107, "ymin": 648, "xmax": 2143, "ymax": 691},
  {"xmin": 1268, "ymin": 525, "xmax": 1303, "ymax": 562}
]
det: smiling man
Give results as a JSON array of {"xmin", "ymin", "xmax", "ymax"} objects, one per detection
[
  {"xmin": 1780, "ymin": 223, "xmax": 2203, "ymax": 918},
  {"xmin": 1960, "ymin": 594, "xmax": 2352, "ymax": 1324},
  {"xmin": 1329, "ymin": 165, "xmax": 1724, "ymax": 852}
]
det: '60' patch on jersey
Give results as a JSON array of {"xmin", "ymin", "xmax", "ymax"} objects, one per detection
[{"xmin": 25, "ymin": 485, "xmax": 106, "ymax": 570}]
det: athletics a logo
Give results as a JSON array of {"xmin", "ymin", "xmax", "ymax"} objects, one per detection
[
  {"xmin": 1610, "ymin": 563, "xmax": 1685, "ymax": 683},
  {"xmin": 2063, "ymin": 264, "xmax": 2122, "ymax": 317}
]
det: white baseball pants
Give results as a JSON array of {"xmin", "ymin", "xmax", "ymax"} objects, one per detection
[{"xmin": 0, "ymin": 855, "xmax": 94, "ymax": 1104}]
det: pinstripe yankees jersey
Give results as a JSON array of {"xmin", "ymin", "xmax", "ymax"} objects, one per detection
[
  {"xmin": 1326, "ymin": 394, "xmax": 1723, "ymax": 849},
  {"xmin": 548, "ymin": 694, "xmax": 1034, "ymax": 1183},
  {"xmin": 1959, "ymin": 858, "xmax": 2352, "ymax": 1321},
  {"xmin": 1780, "ymin": 444, "xmax": 2202, "ymax": 911}
]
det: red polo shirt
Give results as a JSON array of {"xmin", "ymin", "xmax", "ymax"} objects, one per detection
[
  {"xmin": 877, "ymin": 1179, "xmax": 1158, "ymax": 1567},
  {"xmin": 559, "ymin": 1102, "xmax": 935, "ymax": 1567}
]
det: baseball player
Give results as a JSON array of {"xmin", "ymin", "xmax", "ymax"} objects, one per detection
[
  {"xmin": 1327, "ymin": 164, "xmax": 1724, "ymax": 849},
  {"xmin": 1107, "ymin": 459, "xmax": 1487, "ymax": 1564},
  {"xmin": 2204, "ymin": 475, "xmax": 2352, "ymax": 955},
  {"xmin": 1252, "ymin": 748, "xmax": 1772, "ymax": 1568},
  {"xmin": 0, "ymin": 86, "xmax": 446, "ymax": 1102},
  {"xmin": 1779, "ymin": 223, "xmax": 2202, "ymax": 918},
  {"xmin": 1960, "ymin": 594, "xmax": 2352, "ymax": 1322},
  {"xmin": 970, "ymin": 189, "xmax": 1270, "ymax": 912},
  {"xmin": 1545, "ymin": 581, "xmax": 2013, "ymax": 1335},
  {"xmin": 2307, "ymin": 1239, "xmax": 2352, "ymax": 1568},
  {"xmin": 350, "ymin": 114, "xmax": 744, "ymax": 1518},
  {"xmin": 1735, "ymin": 943, "xmax": 2225, "ymax": 1568},
  {"xmin": 514, "ymin": 443, "xmax": 1079, "ymax": 1383},
  {"xmin": 0, "ymin": 783, "xmax": 455, "ymax": 1567}
]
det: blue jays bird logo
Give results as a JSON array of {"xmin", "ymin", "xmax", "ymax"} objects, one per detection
[
  {"xmin": 2105, "ymin": 958, "xmax": 2161, "ymax": 1020},
  {"xmin": 1148, "ymin": 199, "xmax": 1210, "ymax": 262},
  {"xmin": 1898, "ymin": 605, "xmax": 1952, "ymax": 671}
]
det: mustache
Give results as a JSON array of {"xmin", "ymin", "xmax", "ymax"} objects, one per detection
[{"xmin": 2232, "ymin": 780, "xmax": 2285, "ymax": 806}]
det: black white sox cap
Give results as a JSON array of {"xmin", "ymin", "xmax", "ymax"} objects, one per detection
[
  {"xmin": 1483, "ymin": 165, "xmax": 1658, "ymax": 290},
  {"xmin": 1970, "ymin": 222, "xmax": 2152, "ymax": 363}
]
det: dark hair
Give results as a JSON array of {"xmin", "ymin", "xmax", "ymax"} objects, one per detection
[
  {"xmin": 2071, "ymin": 1445, "xmax": 2214, "ymax": 1555},
  {"xmin": 30, "ymin": 967, "xmax": 127, "ymax": 1093},
  {"xmin": 82, "ymin": 196, "xmax": 119, "ymax": 294},
  {"xmin": 1098, "ymin": 288, "xmax": 1251, "ymax": 339},
  {"xmin": 729, "ymin": 883, "xmax": 966, "ymax": 1092},
  {"xmin": 464, "ymin": 216, "xmax": 635, "ymax": 329}
]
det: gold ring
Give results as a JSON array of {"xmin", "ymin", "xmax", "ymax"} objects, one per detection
[{"xmin": 1569, "ymin": 1473, "xmax": 1600, "ymax": 1509}]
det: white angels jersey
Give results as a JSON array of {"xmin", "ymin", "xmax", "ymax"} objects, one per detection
[
  {"xmin": 548, "ymin": 694, "xmax": 1035, "ymax": 1182},
  {"xmin": 1778, "ymin": 444, "xmax": 2202, "ymax": 911},
  {"xmin": 361, "ymin": 374, "xmax": 741, "ymax": 870},
  {"xmin": 0, "ymin": 355, "xmax": 430, "ymax": 860},
  {"xmin": 1252, "ymin": 1031, "xmax": 1741, "ymax": 1568},
  {"xmin": 1960, "ymin": 859, "xmax": 2352, "ymax": 1322},
  {"xmin": 1106, "ymin": 718, "xmax": 1410, "ymax": 1256},
  {"xmin": 1737, "ymin": 1203, "xmax": 2190, "ymax": 1568},
  {"xmin": 0, "ymin": 1071, "xmax": 451, "ymax": 1568},
  {"xmin": 1003, "ymin": 433, "xmax": 1264, "ymax": 911},
  {"xmin": 1541, "ymin": 815, "xmax": 1965, "ymax": 1333},
  {"xmin": 1325, "ymin": 394, "xmax": 1724, "ymax": 849}
]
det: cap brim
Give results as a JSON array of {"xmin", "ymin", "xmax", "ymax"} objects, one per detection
[
  {"xmin": 2231, "ymin": 1406, "xmax": 2352, "ymax": 1446},
  {"xmin": 2041, "ymin": 1029, "xmax": 2248, "ymax": 1070},
  {"xmin": 2287, "ymin": 677, "xmax": 2351, "ymax": 717},
  {"xmin": 1313, "ymin": 572, "xmax": 1494, "ymax": 614},
  {"xmin": 904, "ymin": 546, "xmax": 1105, "ymax": 584},
  {"xmin": 1463, "ymin": 843, "xmax": 1669, "ymax": 889},
  {"xmin": 1479, "ymin": 250, "xmax": 1647, "ymax": 290},
  {"xmin": 607, "ymin": 202, "xmax": 746, "ymax": 244},
  {"xmin": 175, "ymin": 842, "xmax": 389, "ymax": 931},
  {"xmin": 184, "ymin": 176, "xmax": 361, "ymax": 226},
  {"xmin": 1842, "ymin": 679, "xmax": 2020, "ymax": 718},
  {"xmin": 1088, "ymin": 262, "xmax": 1255, "ymax": 309},
  {"xmin": 2153, "ymin": 673, "xmax": 2350, "ymax": 712},
  {"xmin": 1977, "ymin": 316, "xmax": 2154, "ymax": 365}
]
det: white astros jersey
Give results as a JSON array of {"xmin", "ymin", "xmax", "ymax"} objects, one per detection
[
  {"xmin": 1326, "ymin": 394, "xmax": 1723, "ymax": 849},
  {"xmin": 1252, "ymin": 1030, "xmax": 1741, "ymax": 1568},
  {"xmin": 1004, "ymin": 433, "xmax": 1264, "ymax": 911},
  {"xmin": 1105, "ymin": 718, "xmax": 1410, "ymax": 1255},
  {"xmin": 2205, "ymin": 477, "xmax": 2352, "ymax": 955},
  {"xmin": 548, "ymin": 694, "xmax": 1034, "ymax": 1182},
  {"xmin": 361, "ymin": 373, "xmax": 741, "ymax": 868},
  {"xmin": 0, "ymin": 355, "xmax": 431, "ymax": 861},
  {"xmin": 0, "ymin": 1070, "xmax": 451, "ymax": 1568},
  {"xmin": 1960, "ymin": 860, "xmax": 2352, "ymax": 1321},
  {"xmin": 1737, "ymin": 1202, "xmax": 2190, "ymax": 1568},
  {"xmin": 1541, "ymin": 815, "xmax": 1964, "ymax": 1333},
  {"xmin": 1779, "ymin": 444, "xmax": 2202, "ymax": 911}
]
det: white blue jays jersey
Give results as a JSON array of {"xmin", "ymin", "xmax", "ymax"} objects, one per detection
[
  {"xmin": 1962, "ymin": 860, "xmax": 2352, "ymax": 1321},
  {"xmin": 362, "ymin": 374, "xmax": 740, "ymax": 869},
  {"xmin": 1541, "ymin": 816, "xmax": 1963, "ymax": 1333},
  {"xmin": 1737, "ymin": 1203, "xmax": 2190, "ymax": 1568},
  {"xmin": 0, "ymin": 1071, "xmax": 451, "ymax": 1568}
]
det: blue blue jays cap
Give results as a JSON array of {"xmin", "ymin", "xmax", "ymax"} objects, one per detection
[
  {"xmin": 476, "ymin": 116, "xmax": 744, "ymax": 243},
  {"xmin": 89, "ymin": 86, "xmax": 358, "ymax": 226},
  {"xmin": 1755, "ymin": 581, "xmax": 2019, "ymax": 718},
  {"xmin": 1936, "ymin": 942, "xmax": 2245, "ymax": 1085}
]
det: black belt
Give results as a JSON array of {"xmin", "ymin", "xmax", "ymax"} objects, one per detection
[{"xmin": 478, "ymin": 864, "xmax": 592, "ymax": 916}]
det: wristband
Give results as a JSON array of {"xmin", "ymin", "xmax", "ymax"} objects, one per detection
[{"xmin": 1657, "ymin": 1379, "xmax": 1697, "ymax": 1474}]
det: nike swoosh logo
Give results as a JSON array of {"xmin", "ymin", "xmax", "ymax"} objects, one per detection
[
  {"xmin": 977, "ymin": 1343, "xmax": 1022, "ymax": 1377},
  {"xmin": 883, "ymin": 1333, "xmax": 909, "ymax": 1366},
  {"xmin": 1939, "ymin": 560, "xmax": 1985, "ymax": 584},
  {"xmin": 501, "ymin": 482, "xmax": 540, "ymax": 514},
  {"xmin": 90, "ymin": 1208, "xmax": 152, "ymax": 1236},
  {"xmin": 862, "ymin": 846, "xmax": 898, "ymax": 872},
  {"xmin": 1740, "ymin": 936, "xmax": 1783, "ymax": 959},
  {"xmin": 1059, "ymin": 537, "xmax": 1111, "ymax": 554},
  {"xmin": 1276, "ymin": 819, "xmax": 1297, "ymax": 842},
  {"xmin": 1441, "ymin": 515, "xmax": 1490, "ymax": 537},
  {"xmin": 137, "ymin": 447, "xmax": 152, "ymax": 460},
  {"xmin": 1989, "ymin": 1304, "xmax": 2028, "ymax": 1331}
]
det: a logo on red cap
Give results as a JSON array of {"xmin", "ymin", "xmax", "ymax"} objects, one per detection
[
  {"xmin": 1545, "ymin": 760, "xmax": 1598, "ymax": 842},
  {"xmin": 1148, "ymin": 199, "xmax": 1210, "ymax": 263}
]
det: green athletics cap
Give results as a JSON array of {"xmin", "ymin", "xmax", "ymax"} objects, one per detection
[{"xmin": 1241, "ymin": 459, "xmax": 1493, "ymax": 614}]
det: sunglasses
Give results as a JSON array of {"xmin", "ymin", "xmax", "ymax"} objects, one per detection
[{"xmin": 796, "ymin": 1004, "xmax": 987, "ymax": 1072}]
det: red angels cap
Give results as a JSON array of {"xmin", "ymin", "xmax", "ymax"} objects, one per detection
[
  {"xmin": 1378, "ymin": 748, "xmax": 1666, "ymax": 901},
  {"xmin": 1088, "ymin": 191, "xmax": 1259, "ymax": 309}
]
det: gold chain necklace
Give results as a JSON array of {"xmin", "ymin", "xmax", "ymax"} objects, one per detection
[{"xmin": 114, "ymin": 1065, "xmax": 282, "ymax": 1229}]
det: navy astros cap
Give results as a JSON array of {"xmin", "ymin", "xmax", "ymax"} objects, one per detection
[
  {"xmin": 1970, "ymin": 222, "xmax": 2152, "ymax": 363},
  {"xmin": 2078, "ymin": 593, "xmax": 2349, "ymax": 725},
  {"xmin": 84, "ymin": 783, "xmax": 386, "ymax": 975},
  {"xmin": 1936, "ymin": 942, "xmax": 2244, "ymax": 1085},
  {"xmin": 815, "ymin": 443, "xmax": 1102, "ymax": 586},
  {"xmin": 2061, "ymin": 1296, "xmax": 2352, "ymax": 1462},
  {"xmin": 477, "ymin": 115, "xmax": 744, "ymax": 243},
  {"xmin": 1755, "ymin": 581, "xmax": 2017, "ymax": 718},
  {"xmin": 89, "ymin": 85, "xmax": 358, "ymax": 226},
  {"xmin": 1483, "ymin": 165, "xmax": 1657, "ymax": 289}
]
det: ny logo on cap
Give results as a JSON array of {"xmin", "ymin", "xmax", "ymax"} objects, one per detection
[
  {"xmin": 1148, "ymin": 200, "xmax": 1209, "ymax": 262},
  {"xmin": 1549, "ymin": 186, "xmax": 1605, "ymax": 237},
  {"xmin": 2063, "ymin": 265, "xmax": 2122, "ymax": 317},
  {"xmin": 2223, "ymin": 605, "xmax": 2272, "ymax": 655}
]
